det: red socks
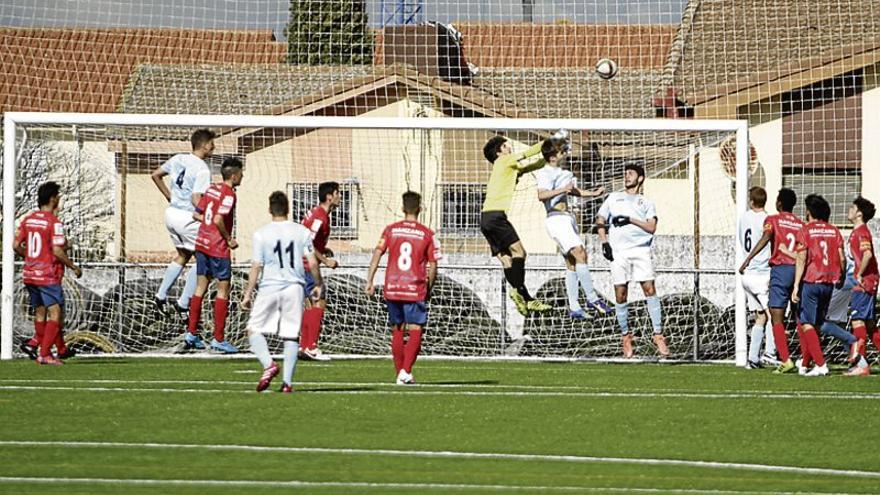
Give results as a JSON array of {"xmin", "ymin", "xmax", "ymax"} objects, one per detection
[
  {"xmin": 391, "ymin": 327, "xmax": 405, "ymax": 373},
  {"xmin": 40, "ymin": 320, "xmax": 60, "ymax": 358},
  {"xmin": 187, "ymin": 296, "xmax": 202, "ymax": 335},
  {"xmin": 853, "ymin": 323, "xmax": 868, "ymax": 357},
  {"xmin": 772, "ymin": 323, "xmax": 790, "ymax": 362},
  {"xmin": 802, "ymin": 326, "xmax": 825, "ymax": 367},
  {"xmin": 301, "ymin": 307, "xmax": 325, "ymax": 351},
  {"xmin": 872, "ymin": 330, "xmax": 880, "ymax": 354},
  {"xmin": 796, "ymin": 325, "xmax": 811, "ymax": 368},
  {"xmin": 403, "ymin": 329, "xmax": 423, "ymax": 373},
  {"xmin": 213, "ymin": 298, "xmax": 229, "ymax": 342},
  {"xmin": 28, "ymin": 320, "xmax": 45, "ymax": 348},
  {"xmin": 55, "ymin": 328, "xmax": 67, "ymax": 355}
]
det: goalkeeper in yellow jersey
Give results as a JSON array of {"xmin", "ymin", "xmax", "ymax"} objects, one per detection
[{"xmin": 480, "ymin": 130, "xmax": 569, "ymax": 316}]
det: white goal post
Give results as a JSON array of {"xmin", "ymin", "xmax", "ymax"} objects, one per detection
[{"xmin": 1, "ymin": 112, "xmax": 750, "ymax": 363}]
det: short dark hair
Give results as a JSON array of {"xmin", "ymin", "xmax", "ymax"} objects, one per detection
[
  {"xmin": 402, "ymin": 191, "xmax": 421, "ymax": 214},
  {"xmin": 318, "ymin": 181, "xmax": 339, "ymax": 204},
  {"xmin": 541, "ymin": 138, "xmax": 563, "ymax": 161},
  {"xmin": 269, "ymin": 191, "xmax": 289, "ymax": 217},
  {"xmin": 37, "ymin": 181, "xmax": 61, "ymax": 207},
  {"xmin": 853, "ymin": 196, "xmax": 876, "ymax": 222},
  {"xmin": 749, "ymin": 186, "xmax": 767, "ymax": 208},
  {"xmin": 220, "ymin": 157, "xmax": 243, "ymax": 180},
  {"xmin": 624, "ymin": 163, "xmax": 645, "ymax": 179},
  {"xmin": 776, "ymin": 188, "xmax": 797, "ymax": 212},
  {"xmin": 190, "ymin": 129, "xmax": 217, "ymax": 150},
  {"xmin": 483, "ymin": 135, "xmax": 507, "ymax": 163},
  {"xmin": 805, "ymin": 194, "xmax": 831, "ymax": 222}
]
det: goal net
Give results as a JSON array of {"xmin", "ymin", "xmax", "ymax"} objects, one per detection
[{"xmin": 1, "ymin": 114, "xmax": 750, "ymax": 361}]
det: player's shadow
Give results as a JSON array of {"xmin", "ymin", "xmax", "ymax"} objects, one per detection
[
  {"xmin": 421, "ymin": 380, "xmax": 499, "ymax": 385},
  {"xmin": 299, "ymin": 386, "xmax": 379, "ymax": 393}
]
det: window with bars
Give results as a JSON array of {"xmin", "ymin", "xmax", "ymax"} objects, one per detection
[
  {"xmin": 287, "ymin": 181, "xmax": 358, "ymax": 239},
  {"xmin": 439, "ymin": 183, "xmax": 485, "ymax": 236}
]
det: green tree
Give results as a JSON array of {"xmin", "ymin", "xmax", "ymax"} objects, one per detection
[{"xmin": 287, "ymin": 0, "xmax": 374, "ymax": 65}]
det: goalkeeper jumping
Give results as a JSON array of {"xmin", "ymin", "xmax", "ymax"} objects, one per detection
[{"xmin": 480, "ymin": 131, "xmax": 569, "ymax": 316}]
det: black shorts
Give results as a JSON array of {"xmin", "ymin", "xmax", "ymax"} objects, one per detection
[{"xmin": 480, "ymin": 211, "xmax": 520, "ymax": 256}]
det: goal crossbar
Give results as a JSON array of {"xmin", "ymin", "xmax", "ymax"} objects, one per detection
[{"xmin": 1, "ymin": 112, "xmax": 750, "ymax": 363}]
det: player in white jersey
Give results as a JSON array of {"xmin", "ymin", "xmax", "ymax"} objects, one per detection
[
  {"xmin": 150, "ymin": 129, "xmax": 215, "ymax": 317},
  {"xmin": 737, "ymin": 187, "xmax": 777, "ymax": 368},
  {"xmin": 241, "ymin": 191, "xmax": 322, "ymax": 393},
  {"xmin": 535, "ymin": 139, "xmax": 610, "ymax": 319},
  {"xmin": 596, "ymin": 164, "xmax": 669, "ymax": 358}
]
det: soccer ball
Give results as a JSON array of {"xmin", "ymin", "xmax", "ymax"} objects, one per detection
[{"xmin": 595, "ymin": 58, "xmax": 619, "ymax": 79}]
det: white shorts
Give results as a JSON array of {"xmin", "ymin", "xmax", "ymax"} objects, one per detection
[
  {"xmin": 247, "ymin": 284, "xmax": 304, "ymax": 339},
  {"xmin": 741, "ymin": 272, "xmax": 770, "ymax": 312},
  {"xmin": 164, "ymin": 207, "xmax": 200, "ymax": 251},
  {"xmin": 545, "ymin": 214, "xmax": 583, "ymax": 255},
  {"xmin": 610, "ymin": 246, "xmax": 655, "ymax": 285}
]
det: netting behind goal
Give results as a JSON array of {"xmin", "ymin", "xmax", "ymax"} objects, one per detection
[{"xmin": 2, "ymin": 115, "xmax": 751, "ymax": 360}]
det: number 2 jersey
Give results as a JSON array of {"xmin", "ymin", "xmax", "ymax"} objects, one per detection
[
  {"xmin": 15, "ymin": 210, "xmax": 66, "ymax": 286},
  {"xmin": 795, "ymin": 220, "xmax": 844, "ymax": 284},
  {"xmin": 763, "ymin": 212, "xmax": 805, "ymax": 266},
  {"xmin": 738, "ymin": 209, "xmax": 770, "ymax": 274},
  {"xmin": 195, "ymin": 182, "xmax": 236, "ymax": 258},
  {"xmin": 376, "ymin": 220, "xmax": 442, "ymax": 302}
]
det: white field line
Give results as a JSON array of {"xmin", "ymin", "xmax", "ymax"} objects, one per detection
[
  {"xmin": 1, "ymin": 441, "xmax": 879, "ymax": 481},
  {"xmin": 2, "ymin": 379, "xmax": 880, "ymax": 400},
  {"xmin": 0, "ymin": 476, "xmax": 862, "ymax": 495},
  {"xmin": 0, "ymin": 383, "xmax": 878, "ymax": 400}
]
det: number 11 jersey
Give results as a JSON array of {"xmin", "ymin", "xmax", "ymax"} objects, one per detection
[
  {"xmin": 377, "ymin": 220, "xmax": 441, "ymax": 302},
  {"xmin": 252, "ymin": 220, "xmax": 314, "ymax": 294}
]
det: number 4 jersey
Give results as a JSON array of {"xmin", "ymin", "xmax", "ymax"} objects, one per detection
[
  {"xmin": 15, "ymin": 210, "xmax": 66, "ymax": 286},
  {"xmin": 376, "ymin": 220, "xmax": 442, "ymax": 302},
  {"xmin": 738, "ymin": 209, "xmax": 770, "ymax": 274},
  {"xmin": 763, "ymin": 212, "xmax": 805, "ymax": 266}
]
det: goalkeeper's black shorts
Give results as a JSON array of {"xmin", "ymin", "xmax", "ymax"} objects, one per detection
[{"xmin": 480, "ymin": 211, "xmax": 520, "ymax": 257}]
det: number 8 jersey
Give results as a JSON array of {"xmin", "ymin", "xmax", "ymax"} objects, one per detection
[
  {"xmin": 763, "ymin": 212, "xmax": 805, "ymax": 266},
  {"xmin": 376, "ymin": 220, "xmax": 442, "ymax": 302}
]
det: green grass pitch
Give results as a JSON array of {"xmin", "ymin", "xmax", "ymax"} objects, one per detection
[{"xmin": 1, "ymin": 357, "xmax": 878, "ymax": 494}]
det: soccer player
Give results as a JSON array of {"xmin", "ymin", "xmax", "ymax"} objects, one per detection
[
  {"xmin": 791, "ymin": 194, "xmax": 846, "ymax": 377},
  {"xmin": 150, "ymin": 129, "xmax": 215, "ymax": 317},
  {"xmin": 535, "ymin": 139, "xmax": 609, "ymax": 319},
  {"xmin": 299, "ymin": 181, "xmax": 342, "ymax": 361},
  {"xmin": 596, "ymin": 164, "xmax": 669, "ymax": 359},
  {"xmin": 364, "ymin": 191, "xmax": 441, "ymax": 384},
  {"xmin": 844, "ymin": 196, "xmax": 878, "ymax": 376},
  {"xmin": 736, "ymin": 187, "xmax": 776, "ymax": 368},
  {"xmin": 819, "ymin": 266, "xmax": 864, "ymax": 369},
  {"xmin": 241, "ymin": 191, "xmax": 322, "ymax": 393},
  {"xmin": 481, "ymin": 132, "xmax": 563, "ymax": 316},
  {"xmin": 739, "ymin": 188, "xmax": 804, "ymax": 374},
  {"xmin": 185, "ymin": 157, "xmax": 243, "ymax": 353},
  {"xmin": 14, "ymin": 182, "xmax": 82, "ymax": 364}
]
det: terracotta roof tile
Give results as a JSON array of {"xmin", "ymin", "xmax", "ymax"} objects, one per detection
[{"xmin": 0, "ymin": 28, "xmax": 287, "ymax": 114}]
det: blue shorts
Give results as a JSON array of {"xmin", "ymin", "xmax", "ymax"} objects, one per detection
[
  {"xmin": 798, "ymin": 282, "xmax": 833, "ymax": 327},
  {"xmin": 195, "ymin": 252, "xmax": 232, "ymax": 281},
  {"xmin": 387, "ymin": 300, "xmax": 428, "ymax": 327},
  {"xmin": 769, "ymin": 264, "xmax": 796, "ymax": 309},
  {"xmin": 304, "ymin": 270, "xmax": 321, "ymax": 301},
  {"xmin": 850, "ymin": 290, "xmax": 876, "ymax": 321},
  {"xmin": 26, "ymin": 284, "xmax": 64, "ymax": 309}
]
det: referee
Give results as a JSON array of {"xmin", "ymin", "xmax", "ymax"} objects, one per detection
[{"xmin": 480, "ymin": 131, "xmax": 567, "ymax": 316}]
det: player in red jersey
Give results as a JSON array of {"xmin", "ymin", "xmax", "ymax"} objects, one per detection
[
  {"xmin": 299, "ymin": 181, "xmax": 342, "ymax": 361},
  {"xmin": 740, "ymin": 188, "xmax": 804, "ymax": 373},
  {"xmin": 791, "ymin": 194, "xmax": 846, "ymax": 377},
  {"xmin": 185, "ymin": 158, "xmax": 243, "ymax": 353},
  {"xmin": 844, "ymin": 196, "xmax": 878, "ymax": 376},
  {"xmin": 14, "ymin": 182, "xmax": 82, "ymax": 364},
  {"xmin": 364, "ymin": 191, "xmax": 440, "ymax": 384}
]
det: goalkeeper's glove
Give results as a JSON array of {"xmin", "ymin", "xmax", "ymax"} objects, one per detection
[
  {"xmin": 611, "ymin": 215, "xmax": 631, "ymax": 227},
  {"xmin": 602, "ymin": 242, "xmax": 614, "ymax": 262},
  {"xmin": 552, "ymin": 128, "xmax": 570, "ymax": 142}
]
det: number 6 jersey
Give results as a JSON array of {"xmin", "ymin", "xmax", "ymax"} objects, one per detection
[
  {"xmin": 738, "ymin": 209, "xmax": 770, "ymax": 274},
  {"xmin": 376, "ymin": 220, "xmax": 442, "ymax": 302}
]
